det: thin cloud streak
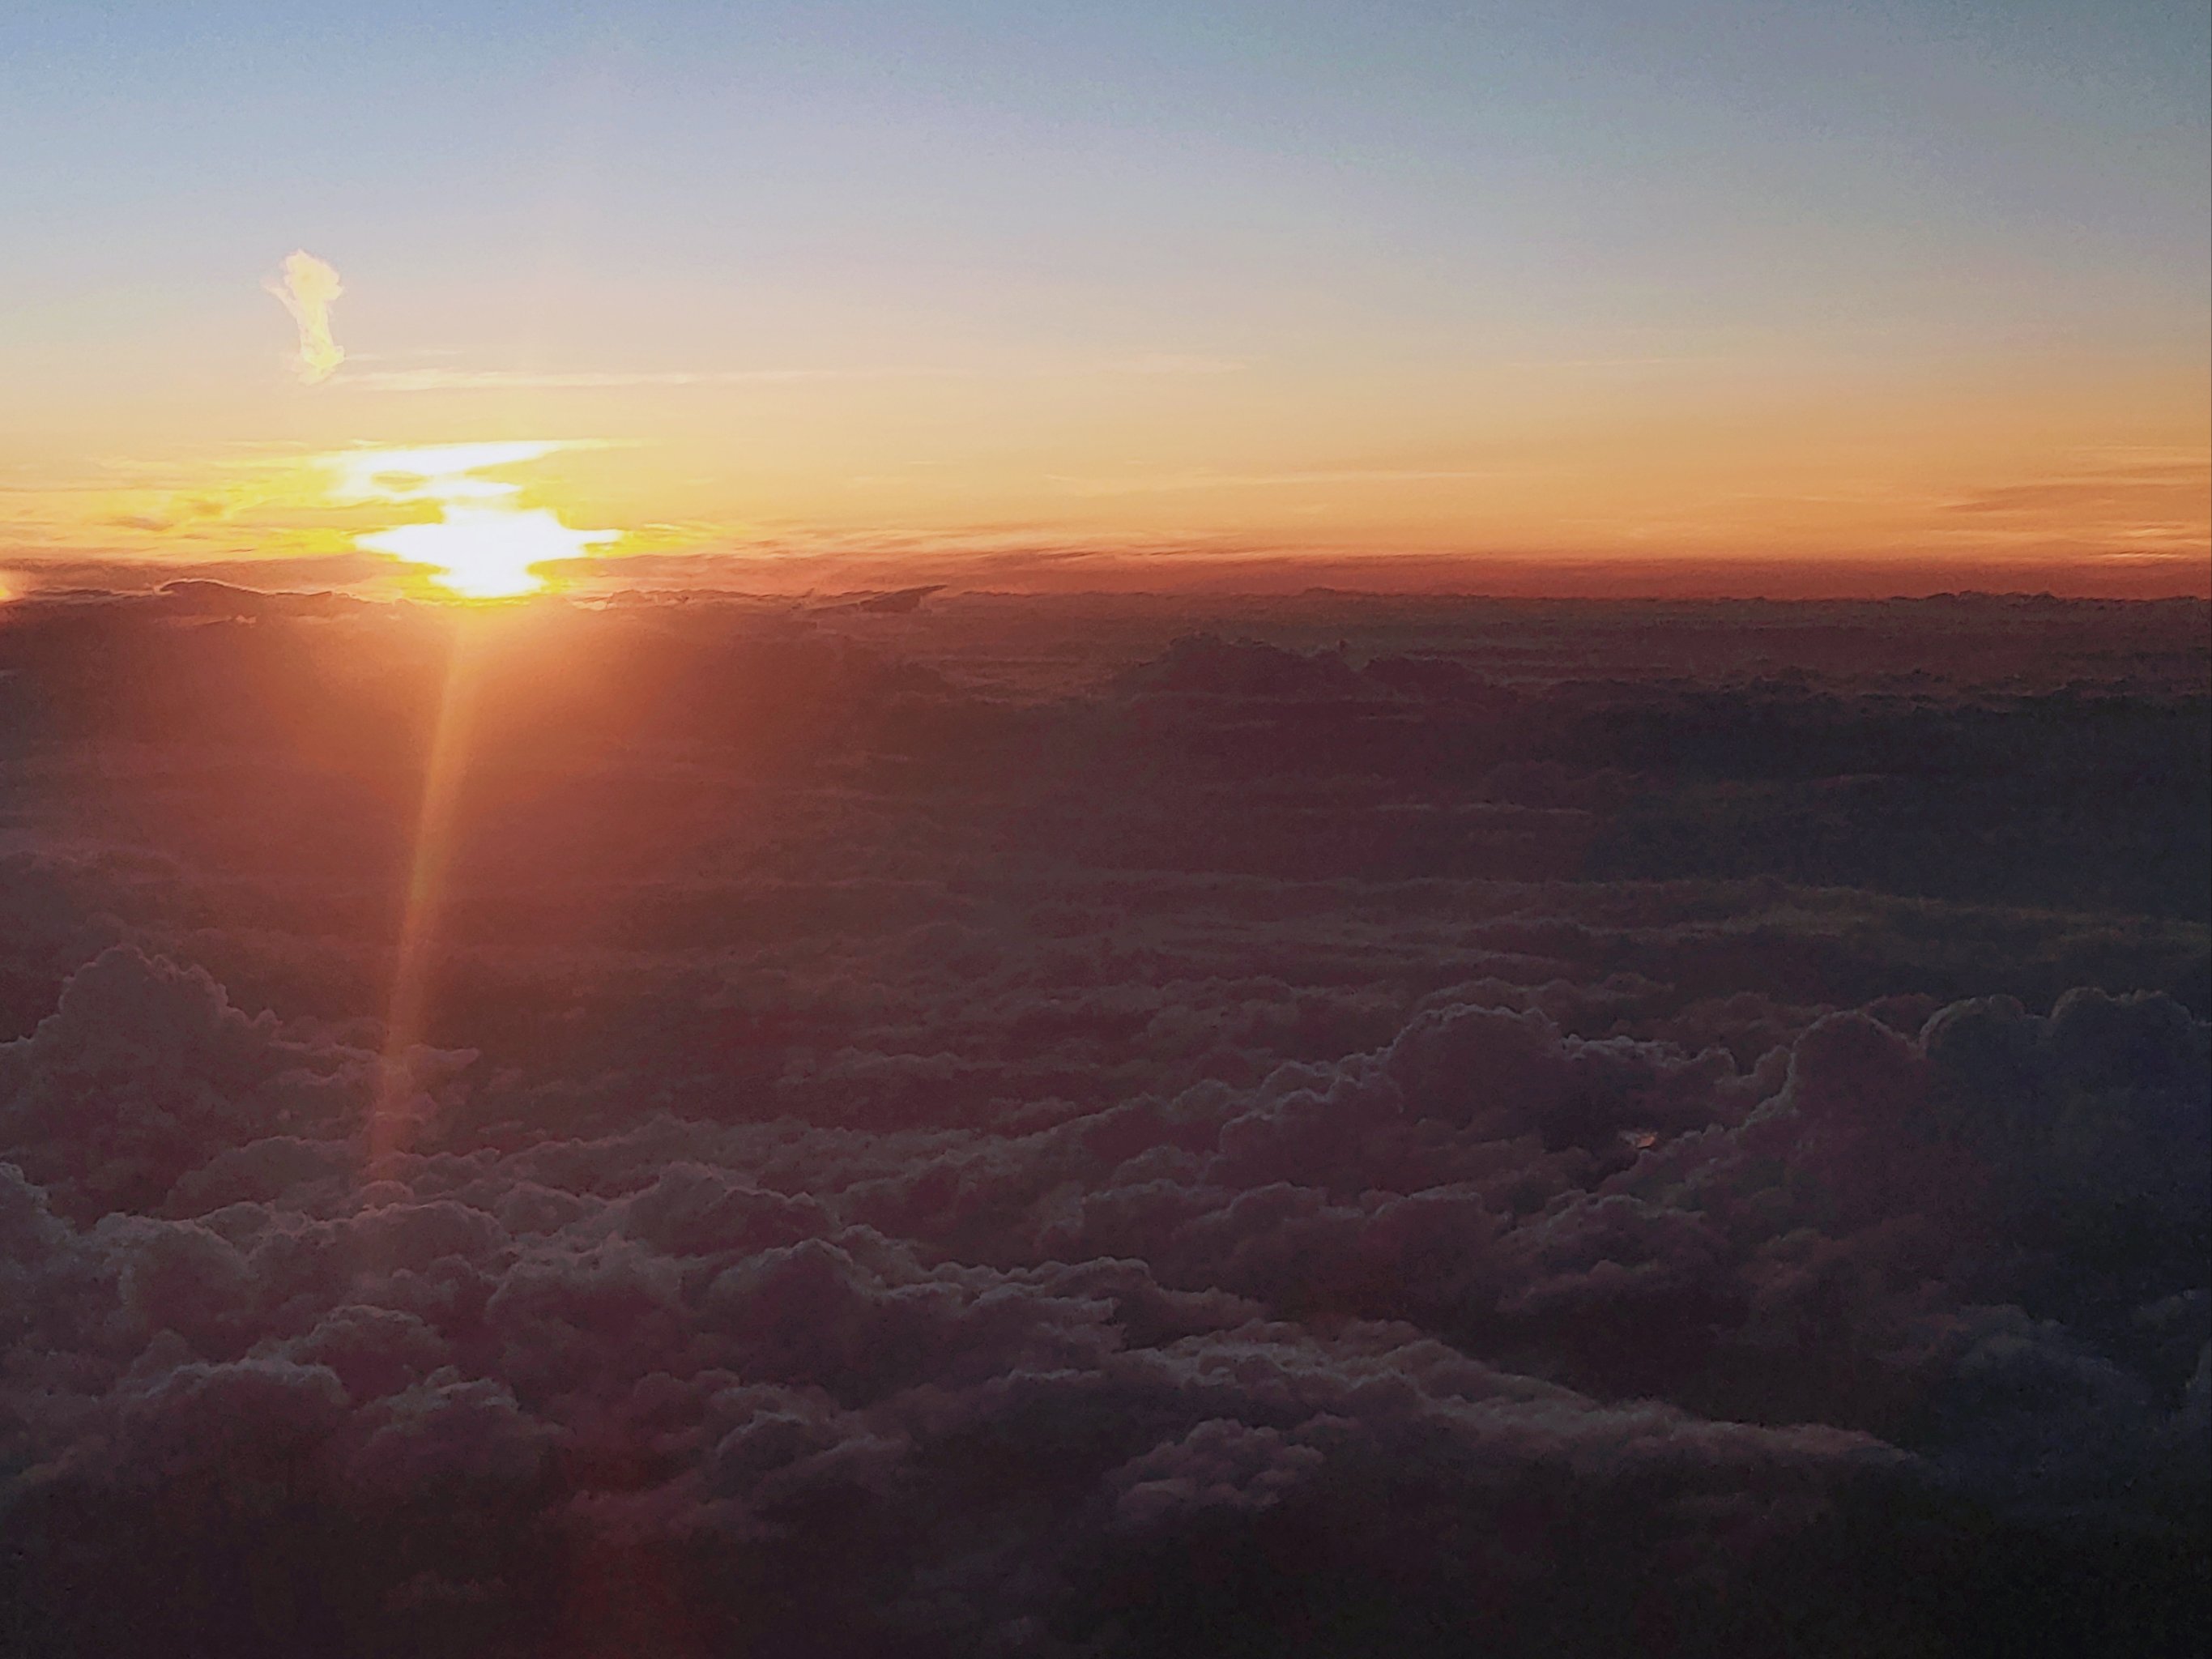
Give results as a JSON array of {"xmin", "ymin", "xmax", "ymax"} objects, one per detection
[
  {"xmin": 341, "ymin": 356, "xmax": 1247, "ymax": 393},
  {"xmin": 1050, "ymin": 468, "xmax": 1500, "ymax": 497},
  {"xmin": 347, "ymin": 368, "xmax": 899, "ymax": 392}
]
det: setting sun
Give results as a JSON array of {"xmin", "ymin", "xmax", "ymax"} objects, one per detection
[
  {"xmin": 330, "ymin": 441, "xmax": 618, "ymax": 598},
  {"xmin": 358, "ymin": 504, "xmax": 617, "ymax": 599}
]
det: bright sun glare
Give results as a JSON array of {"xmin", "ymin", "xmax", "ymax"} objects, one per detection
[{"xmin": 330, "ymin": 441, "xmax": 617, "ymax": 599}]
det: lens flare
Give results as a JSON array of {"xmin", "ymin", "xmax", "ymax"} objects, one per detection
[{"xmin": 329, "ymin": 441, "xmax": 618, "ymax": 598}]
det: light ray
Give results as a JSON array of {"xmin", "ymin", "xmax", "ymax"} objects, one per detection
[{"xmin": 371, "ymin": 617, "xmax": 484, "ymax": 1164}]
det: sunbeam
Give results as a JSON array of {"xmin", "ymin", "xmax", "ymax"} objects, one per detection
[{"xmin": 372, "ymin": 617, "xmax": 483, "ymax": 1162}]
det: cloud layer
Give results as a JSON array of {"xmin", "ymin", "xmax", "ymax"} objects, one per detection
[{"xmin": 0, "ymin": 591, "xmax": 2204, "ymax": 1655}]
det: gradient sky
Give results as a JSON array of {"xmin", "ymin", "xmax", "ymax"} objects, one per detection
[{"xmin": 2, "ymin": 0, "xmax": 2206, "ymax": 595}]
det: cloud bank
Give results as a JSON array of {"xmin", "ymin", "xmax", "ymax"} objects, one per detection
[{"xmin": 0, "ymin": 591, "xmax": 2203, "ymax": 1656}]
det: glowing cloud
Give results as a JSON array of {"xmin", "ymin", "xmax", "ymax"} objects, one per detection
[
  {"xmin": 266, "ymin": 249, "xmax": 347, "ymax": 384},
  {"xmin": 327, "ymin": 441, "xmax": 568, "ymax": 504},
  {"xmin": 329, "ymin": 441, "xmax": 619, "ymax": 598}
]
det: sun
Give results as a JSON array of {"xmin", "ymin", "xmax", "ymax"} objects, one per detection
[
  {"xmin": 359, "ymin": 505, "xmax": 617, "ymax": 599},
  {"xmin": 328, "ymin": 441, "xmax": 618, "ymax": 599}
]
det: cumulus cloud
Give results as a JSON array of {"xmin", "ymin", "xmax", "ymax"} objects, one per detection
[
  {"xmin": 264, "ymin": 249, "xmax": 346, "ymax": 384},
  {"xmin": 2, "ymin": 929, "xmax": 2201, "ymax": 1651},
  {"xmin": 0, "ymin": 591, "xmax": 2204, "ymax": 1654}
]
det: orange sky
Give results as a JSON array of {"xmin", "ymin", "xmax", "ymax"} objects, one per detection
[{"xmin": 2, "ymin": 4, "xmax": 2206, "ymax": 599}]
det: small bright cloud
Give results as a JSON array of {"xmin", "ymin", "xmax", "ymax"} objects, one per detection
[{"xmin": 266, "ymin": 250, "xmax": 347, "ymax": 384}]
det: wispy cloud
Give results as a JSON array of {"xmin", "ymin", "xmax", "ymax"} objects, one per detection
[
  {"xmin": 1047, "ymin": 467, "xmax": 1495, "ymax": 497},
  {"xmin": 1094, "ymin": 354, "xmax": 1246, "ymax": 377},
  {"xmin": 1944, "ymin": 460, "xmax": 2210, "ymax": 518},
  {"xmin": 1933, "ymin": 458, "xmax": 2210, "ymax": 557},
  {"xmin": 339, "ymin": 356, "xmax": 1247, "ymax": 393},
  {"xmin": 264, "ymin": 250, "xmax": 346, "ymax": 384},
  {"xmin": 320, "ymin": 440, "xmax": 579, "ymax": 502},
  {"xmin": 343, "ymin": 368, "xmax": 885, "ymax": 392}
]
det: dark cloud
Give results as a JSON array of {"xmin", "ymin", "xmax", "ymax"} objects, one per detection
[
  {"xmin": 0, "ymin": 591, "xmax": 2205, "ymax": 1655},
  {"xmin": 1, "ymin": 551, "xmax": 432, "ymax": 596}
]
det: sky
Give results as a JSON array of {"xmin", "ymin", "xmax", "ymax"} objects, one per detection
[{"xmin": 1, "ymin": 0, "xmax": 2206, "ymax": 595}]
